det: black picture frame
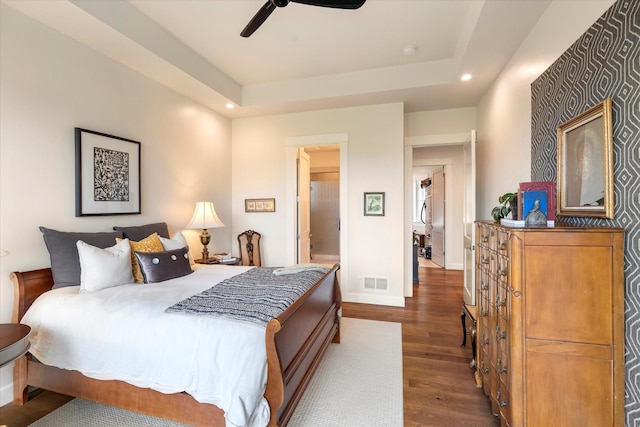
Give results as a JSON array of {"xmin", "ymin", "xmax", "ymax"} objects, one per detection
[{"xmin": 75, "ymin": 128, "xmax": 141, "ymax": 216}]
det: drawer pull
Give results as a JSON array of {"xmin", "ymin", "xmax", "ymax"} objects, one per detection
[
  {"xmin": 497, "ymin": 363, "xmax": 508, "ymax": 374},
  {"xmin": 495, "ymin": 326, "xmax": 507, "ymax": 340}
]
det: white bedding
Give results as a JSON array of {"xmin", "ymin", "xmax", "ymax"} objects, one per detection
[{"xmin": 21, "ymin": 264, "xmax": 271, "ymax": 427}]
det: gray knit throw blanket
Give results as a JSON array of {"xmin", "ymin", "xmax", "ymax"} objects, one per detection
[{"xmin": 166, "ymin": 267, "xmax": 329, "ymax": 326}]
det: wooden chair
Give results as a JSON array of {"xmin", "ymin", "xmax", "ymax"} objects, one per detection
[{"xmin": 237, "ymin": 230, "xmax": 262, "ymax": 266}]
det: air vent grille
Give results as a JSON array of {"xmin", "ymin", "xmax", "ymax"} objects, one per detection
[{"xmin": 364, "ymin": 276, "xmax": 388, "ymax": 291}]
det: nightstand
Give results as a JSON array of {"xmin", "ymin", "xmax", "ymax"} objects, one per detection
[
  {"xmin": 195, "ymin": 258, "xmax": 242, "ymax": 266},
  {"xmin": 0, "ymin": 324, "xmax": 31, "ymax": 368}
]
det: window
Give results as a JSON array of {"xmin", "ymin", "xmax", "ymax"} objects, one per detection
[{"xmin": 413, "ymin": 177, "xmax": 427, "ymax": 223}]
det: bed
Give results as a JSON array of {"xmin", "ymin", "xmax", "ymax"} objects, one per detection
[{"xmin": 11, "ymin": 262, "xmax": 341, "ymax": 427}]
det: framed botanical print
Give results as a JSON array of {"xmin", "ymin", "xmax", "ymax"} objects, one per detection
[{"xmin": 364, "ymin": 192, "xmax": 385, "ymax": 216}]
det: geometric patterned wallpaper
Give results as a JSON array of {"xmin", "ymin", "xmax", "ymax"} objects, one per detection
[{"xmin": 530, "ymin": 1, "xmax": 639, "ymax": 424}]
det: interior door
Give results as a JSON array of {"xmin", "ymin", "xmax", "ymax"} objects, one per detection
[
  {"xmin": 431, "ymin": 166, "xmax": 445, "ymax": 267},
  {"xmin": 463, "ymin": 130, "xmax": 477, "ymax": 305},
  {"xmin": 297, "ymin": 149, "xmax": 311, "ymax": 263}
]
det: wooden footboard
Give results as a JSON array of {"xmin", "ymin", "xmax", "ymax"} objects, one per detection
[
  {"xmin": 11, "ymin": 264, "xmax": 341, "ymax": 427},
  {"xmin": 265, "ymin": 264, "xmax": 341, "ymax": 426}
]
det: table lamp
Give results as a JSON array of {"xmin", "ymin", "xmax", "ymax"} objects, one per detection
[{"xmin": 186, "ymin": 201, "xmax": 225, "ymax": 260}]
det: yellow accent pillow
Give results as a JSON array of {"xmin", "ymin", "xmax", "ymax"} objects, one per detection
[{"xmin": 117, "ymin": 232, "xmax": 164, "ymax": 283}]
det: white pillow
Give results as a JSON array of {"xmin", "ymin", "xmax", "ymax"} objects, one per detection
[
  {"xmin": 159, "ymin": 232, "xmax": 194, "ymax": 265},
  {"xmin": 77, "ymin": 239, "xmax": 135, "ymax": 292}
]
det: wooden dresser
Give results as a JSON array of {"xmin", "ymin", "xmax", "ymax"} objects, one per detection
[{"xmin": 475, "ymin": 221, "xmax": 625, "ymax": 426}]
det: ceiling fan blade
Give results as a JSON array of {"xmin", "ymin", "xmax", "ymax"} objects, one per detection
[
  {"xmin": 292, "ymin": 0, "xmax": 366, "ymax": 9},
  {"xmin": 241, "ymin": 0, "xmax": 277, "ymax": 38}
]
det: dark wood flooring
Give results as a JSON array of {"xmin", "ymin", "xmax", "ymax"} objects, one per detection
[{"xmin": 0, "ymin": 265, "xmax": 498, "ymax": 427}]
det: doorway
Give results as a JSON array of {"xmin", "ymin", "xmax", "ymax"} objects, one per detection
[
  {"xmin": 411, "ymin": 143, "xmax": 466, "ymax": 271},
  {"xmin": 285, "ymin": 134, "xmax": 348, "ymax": 291},
  {"xmin": 405, "ymin": 131, "xmax": 476, "ymax": 300},
  {"xmin": 296, "ymin": 145, "xmax": 341, "ymax": 265},
  {"xmin": 310, "ymin": 172, "xmax": 340, "ymax": 263}
]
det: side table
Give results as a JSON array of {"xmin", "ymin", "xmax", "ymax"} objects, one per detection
[
  {"xmin": 0, "ymin": 324, "xmax": 31, "ymax": 368},
  {"xmin": 460, "ymin": 304, "xmax": 482, "ymax": 388}
]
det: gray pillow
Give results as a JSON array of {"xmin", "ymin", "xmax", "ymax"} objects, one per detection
[
  {"xmin": 39, "ymin": 226, "xmax": 123, "ymax": 288},
  {"xmin": 134, "ymin": 247, "xmax": 193, "ymax": 283},
  {"xmin": 113, "ymin": 222, "xmax": 170, "ymax": 241}
]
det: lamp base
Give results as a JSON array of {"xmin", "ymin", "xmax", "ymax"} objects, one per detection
[{"xmin": 199, "ymin": 229, "xmax": 211, "ymax": 260}]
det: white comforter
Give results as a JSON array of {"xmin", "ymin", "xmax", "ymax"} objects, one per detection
[{"xmin": 21, "ymin": 265, "xmax": 271, "ymax": 427}]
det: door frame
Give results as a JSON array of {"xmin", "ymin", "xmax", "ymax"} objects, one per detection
[
  {"xmin": 297, "ymin": 149, "xmax": 311, "ymax": 264},
  {"xmin": 285, "ymin": 133, "xmax": 348, "ymax": 280},
  {"xmin": 404, "ymin": 132, "xmax": 472, "ymax": 297}
]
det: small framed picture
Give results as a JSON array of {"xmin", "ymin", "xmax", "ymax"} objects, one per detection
[
  {"xmin": 245, "ymin": 198, "xmax": 275, "ymax": 213},
  {"xmin": 75, "ymin": 128, "xmax": 141, "ymax": 216},
  {"xmin": 522, "ymin": 190, "xmax": 549, "ymax": 226},
  {"xmin": 519, "ymin": 181, "xmax": 555, "ymax": 221},
  {"xmin": 364, "ymin": 192, "xmax": 385, "ymax": 216}
]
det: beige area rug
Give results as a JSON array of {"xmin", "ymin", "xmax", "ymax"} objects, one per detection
[
  {"xmin": 418, "ymin": 256, "xmax": 442, "ymax": 268},
  {"xmin": 29, "ymin": 317, "xmax": 403, "ymax": 427}
]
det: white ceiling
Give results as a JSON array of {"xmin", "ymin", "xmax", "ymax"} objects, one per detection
[{"xmin": 3, "ymin": 0, "xmax": 552, "ymax": 119}]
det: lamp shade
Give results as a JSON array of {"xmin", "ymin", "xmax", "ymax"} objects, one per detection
[{"xmin": 186, "ymin": 201, "xmax": 225, "ymax": 230}]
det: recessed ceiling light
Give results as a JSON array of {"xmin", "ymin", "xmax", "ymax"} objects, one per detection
[
  {"xmin": 461, "ymin": 74, "xmax": 472, "ymax": 81},
  {"xmin": 225, "ymin": 103, "xmax": 235, "ymax": 109},
  {"xmin": 403, "ymin": 45, "xmax": 417, "ymax": 56}
]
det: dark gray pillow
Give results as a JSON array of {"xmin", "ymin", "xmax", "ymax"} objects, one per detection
[
  {"xmin": 134, "ymin": 247, "xmax": 193, "ymax": 283},
  {"xmin": 113, "ymin": 222, "xmax": 170, "ymax": 241},
  {"xmin": 39, "ymin": 226, "xmax": 123, "ymax": 288}
]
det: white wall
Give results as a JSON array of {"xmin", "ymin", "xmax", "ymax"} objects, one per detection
[
  {"xmin": 405, "ymin": 107, "xmax": 477, "ymax": 136},
  {"xmin": 0, "ymin": 5, "xmax": 232, "ymax": 405},
  {"xmin": 476, "ymin": 0, "xmax": 615, "ymax": 219},
  {"xmin": 231, "ymin": 103, "xmax": 406, "ymax": 307}
]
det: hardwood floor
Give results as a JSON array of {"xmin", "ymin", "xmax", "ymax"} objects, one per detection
[
  {"xmin": 0, "ymin": 265, "xmax": 498, "ymax": 426},
  {"xmin": 343, "ymin": 266, "xmax": 499, "ymax": 427}
]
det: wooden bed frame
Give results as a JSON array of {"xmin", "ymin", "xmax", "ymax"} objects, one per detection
[{"xmin": 11, "ymin": 264, "xmax": 341, "ymax": 427}]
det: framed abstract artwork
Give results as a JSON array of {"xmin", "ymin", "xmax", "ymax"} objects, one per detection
[
  {"xmin": 556, "ymin": 99, "xmax": 614, "ymax": 218},
  {"xmin": 75, "ymin": 128, "xmax": 141, "ymax": 216}
]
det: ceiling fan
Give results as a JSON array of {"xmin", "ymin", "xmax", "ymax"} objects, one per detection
[{"xmin": 241, "ymin": 0, "xmax": 366, "ymax": 38}]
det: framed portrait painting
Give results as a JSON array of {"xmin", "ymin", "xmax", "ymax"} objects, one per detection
[
  {"xmin": 75, "ymin": 128, "xmax": 141, "ymax": 216},
  {"xmin": 519, "ymin": 181, "xmax": 555, "ymax": 221},
  {"xmin": 556, "ymin": 98, "xmax": 614, "ymax": 219}
]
